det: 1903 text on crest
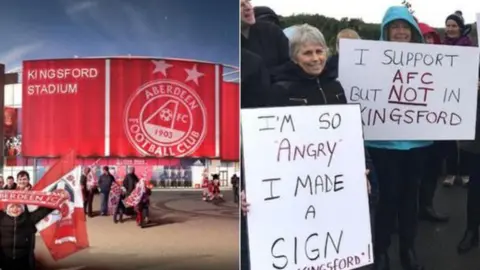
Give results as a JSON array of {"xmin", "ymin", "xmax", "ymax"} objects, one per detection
[{"xmin": 123, "ymin": 79, "xmax": 208, "ymax": 157}]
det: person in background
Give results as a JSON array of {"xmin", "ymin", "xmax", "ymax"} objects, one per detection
[
  {"xmin": 240, "ymin": 29, "xmax": 273, "ymax": 270},
  {"xmin": 0, "ymin": 176, "xmax": 4, "ymax": 190},
  {"xmin": 326, "ymin": 28, "xmax": 361, "ymax": 78},
  {"xmin": 416, "ymin": 21, "xmax": 449, "ymax": 223},
  {"xmin": 209, "ymin": 174, "xmax": 223, "ymax": 201},
  {"xmin": 367, "ymin": 6, "xmax": 430, "ymax": 270},
  {"xmin": 231, "ymin": 174, "xmax": 240, "ymax": 203},
  {"xmin": 80, "ymin": 167, "xmax": 91, "ymax": 217},
  {"xmin": 418, "ymin": 22, "xmax": 441, "ymax": 44},
  {"xmin": 137, "ymin": 183, "xmax": 152, "ymax": 228},
  {"xmin": 253, "ymin": 6, "xmax": 280, "ymax": 27},
  {"xmin": 201, "ymin": 172, "xmax": 210, "ymax": 201},
  {"xmin": 16, "ymin": 173, "xmax": 32, "ymax": 191},
  {"xmin": 98, "ymin": 166, "xmax": 114, "ymax": 216},
  {"xmin": 444, "ymin": 10, "xmax": 473, "ymax": 46},
  {"xmin": 282, "ymin": 25, "xmax": 298, "ymax": 40},
  {"xmin": 457, "ymin": 67, "xmax": 480, "ymax": 254},
  {"xmin": 4, "ymin": 176, "xmax": 16, "ymax": 190},
  {"xmin": 116, "ymin": 166, "xmax": 139, "ymax": 222},
  {"xmin": 241, "ymin": 0, "xmax": 289, "ymax": 75},
  {"xmin": 442, "ymin": 10, "xmax": 473, "ymax": 187},
  {"xmin": 241, "ymin": 48, "xmax": 271, "ymax": 108},
  {"xmin": 85, "ymin": 167, "xmax": 97, "ymax": 218}
]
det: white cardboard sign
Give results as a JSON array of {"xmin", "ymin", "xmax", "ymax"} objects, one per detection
[
  {"xmin": 242, "ymin": 104, "xmax": 372, "ymax": 270},
  {"xmin": 339, "ymin": 39, "xmax": 479, "ymax": 140}
]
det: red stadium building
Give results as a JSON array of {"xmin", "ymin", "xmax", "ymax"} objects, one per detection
[{"xmin": 2, "ymin": 57, "xmax": 239, "ymax": 189}]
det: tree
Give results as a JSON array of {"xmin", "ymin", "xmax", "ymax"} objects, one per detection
[{"xmin": 279, "ymin": 13, "xmax": 478, "ymax": 53}]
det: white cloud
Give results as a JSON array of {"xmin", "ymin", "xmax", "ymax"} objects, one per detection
[
  {"xmin": 0, "ymin": 42, "xmax": 44, "ymax": 67},
  {"xmin": 66, "ymin": 1, "xmax": 97, "ymax": 15}
]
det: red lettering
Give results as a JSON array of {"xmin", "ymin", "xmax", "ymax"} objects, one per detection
[
  {"xmin": 392, "ymin": 69, "xmax": 403, "ymax": 83},
  {"xmin": 388, "ymin": 84, "xmax": 402, "ymax": 102}
]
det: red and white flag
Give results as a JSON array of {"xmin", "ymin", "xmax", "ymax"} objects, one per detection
[
  {"xmin": 86, "ymin": 167, "xmax": 98, "ymax": 190},
  {"xmin": 108, "ymin": 182, "xmax": 122, "ymax": 215},
  {"xmin": 124, "ymin": 179, "xmax": 146, "ymax": 208},
  {"xmin": 33, "ymin": 151, "xmax": 89, "ymax": 261}
]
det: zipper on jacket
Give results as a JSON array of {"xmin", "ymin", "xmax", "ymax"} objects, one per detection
[
  {"xmin": 316, "ymin": 78, "xmax": 328, "ymax": 104},
  {"xmin": 13, "ymin": 217, "xmax": 17, "ymax": 259}
]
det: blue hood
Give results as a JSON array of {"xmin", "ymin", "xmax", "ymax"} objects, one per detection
[
  {"xmin": 380, "ymin": 6, "xmax": 424, "ymax": 43},
  {"xmin": 283, "ymin": 25, "xmax": 298, "ymax": 41},
  {"xmin": 365, "ymin": 6, "xmax": 431, "ymax": 151}
]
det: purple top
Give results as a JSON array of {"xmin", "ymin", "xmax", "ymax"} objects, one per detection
[{"xmin": 443, "ymin": 35, "xmax": 473, "ymax": 46}]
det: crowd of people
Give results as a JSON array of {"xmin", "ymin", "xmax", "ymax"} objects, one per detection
[
  {"xmin": 0, "ymin": 167, "xmax": 152, "ymax": 269},
  {"xmin": 0, "ymin": 171, "xmax": 54, "ymax": 269},
  {"xmin": 0, "ymin": 174, "xmax": 33, "ymax": 190},
  {"xmin": 80, "ymin": 166, "xmax": 152, "ymax": 228},
  {"xmin": 201, "ymin": 172, "xmax": 240, "ymax": 204},
  {"xmin": 240, "ymin": 0, "xmax": 480, "ymax": 270}
]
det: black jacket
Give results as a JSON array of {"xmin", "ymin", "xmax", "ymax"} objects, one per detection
[
  {"xmin": 241, "ymin": 21, "xmax": 289, "ymax": 75},
  {"xmin": 4, "ymin": 183, "xmax": 17, "ymax": 190},
  {"xmin": 98, "ymin": 174, "xmax": 114, "ymax": 193},
  {"xmin": 254, "ymin": 6, "xmax": 280, "ymax": 26},
  {"xmin": 270, "ymin": 61, "xmax": 378, "ymax": 200},
  {"xmin": 270, "ymin": 61, "xmax": 347, "ymax": 106},
  {"xmin": 241, "ymin": 49, "xmax": 271, "ymax": 109},
  {"xmin": 0, "ymin": 206, "xmax": 54, "ymax": 259},
  {"xmin": 123, "ymin": 173, "xmax": 139, "ymax": 197},
  {"xmin": 80, "ymin": 175, "xmax": 88, "ymax": 192},
  {"xmin": 459, "ymin": 65, "xmax": 480, "ymax": 153},
  {"xmin": 325, "ymin": 54, "xmax": 339, "ymax": 79}
]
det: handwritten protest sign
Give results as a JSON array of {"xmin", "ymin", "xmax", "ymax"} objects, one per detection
[
  {"xmin": 241, "ymin": 104, "xmax": 372, "ymax": 270},
  {"xmin": 339, "ymin": 39, "xmax": 479, "ymax": 140}
]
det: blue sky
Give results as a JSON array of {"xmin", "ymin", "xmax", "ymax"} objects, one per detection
[{"xmin": 0, "ymin": 0, "xmax": 239, "ymax": 72}]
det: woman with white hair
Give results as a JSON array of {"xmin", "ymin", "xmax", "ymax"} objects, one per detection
[
  {"xmin": 242, "ymin": 24, "xmax": 374, "ymax": 213},
  {"xmin": 269, "ymin": 24, "xmax": 346, "ymax": 106}
]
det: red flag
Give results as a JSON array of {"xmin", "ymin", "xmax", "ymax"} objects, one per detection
[
  {"xmin": 33, "ymin": 150, "xmax": 89, "ymax": 260},
  {"xmin": 33, "ymin": 150, "xmax": 77, "ymax": 191}
]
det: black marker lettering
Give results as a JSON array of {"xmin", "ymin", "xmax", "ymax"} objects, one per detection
[{"xmin": 263, "ymin": 178, "xmax": 281, "ymax": 201}]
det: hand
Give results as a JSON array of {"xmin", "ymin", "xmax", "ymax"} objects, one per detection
[
  {"xmin": 365, "ymin": 169, "xmax": 371, "ymax": 195},
  {"xmin": 241, "ymin": 190, "xmax": 250, "ymax": 216}
]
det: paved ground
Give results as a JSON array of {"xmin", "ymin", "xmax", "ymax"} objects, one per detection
[
  {"xmin": 35, "ymin": 190, "xmax": 239, "ymax": 270},
  {"xmin": 34, "ymin": 184, "xmax": 480, "ymax": 270},
  {"xmin": 363, "ymin": 183, "xmax": 479, "ymax": 270}
]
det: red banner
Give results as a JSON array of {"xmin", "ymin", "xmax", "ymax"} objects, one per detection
[
  {"xmin": 220, "ymin": 82, "xmax": 239, "ymax": 161},
  {"xmin": 33, "ymin": 150, "xmax": 89, "ymax": 260},
  {"xmin": 22, "ymin": 58, "xmax": 221, "ymax": 158},
  {"xmin": 109, "ymin": 59, "xmax": 220, "ymax": 158},
  {"xmin": 22, "ymin": 59, "xmax": 106, "ymax": 157},
  {"xmin": 0, "ymin": 190, "xmax": 68, "ymax": 210}
]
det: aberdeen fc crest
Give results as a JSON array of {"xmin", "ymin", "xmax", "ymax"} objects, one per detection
[{"xmin": 123, "ymin": 60, "xmax": 208, "ymax": 157}]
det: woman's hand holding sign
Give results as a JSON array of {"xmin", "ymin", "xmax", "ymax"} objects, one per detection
[
  {"xmin": 366, "ymin": 169, "xmax": 371, "ymax": 195},
  {"xmin": 241, "ymin": 190, "xmax": 249, "ymax": 216}
]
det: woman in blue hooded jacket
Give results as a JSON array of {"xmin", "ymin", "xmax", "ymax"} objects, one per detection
[{"xmin": 368, "ymin": 6, "xmax": 431, "ymax": 270}]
